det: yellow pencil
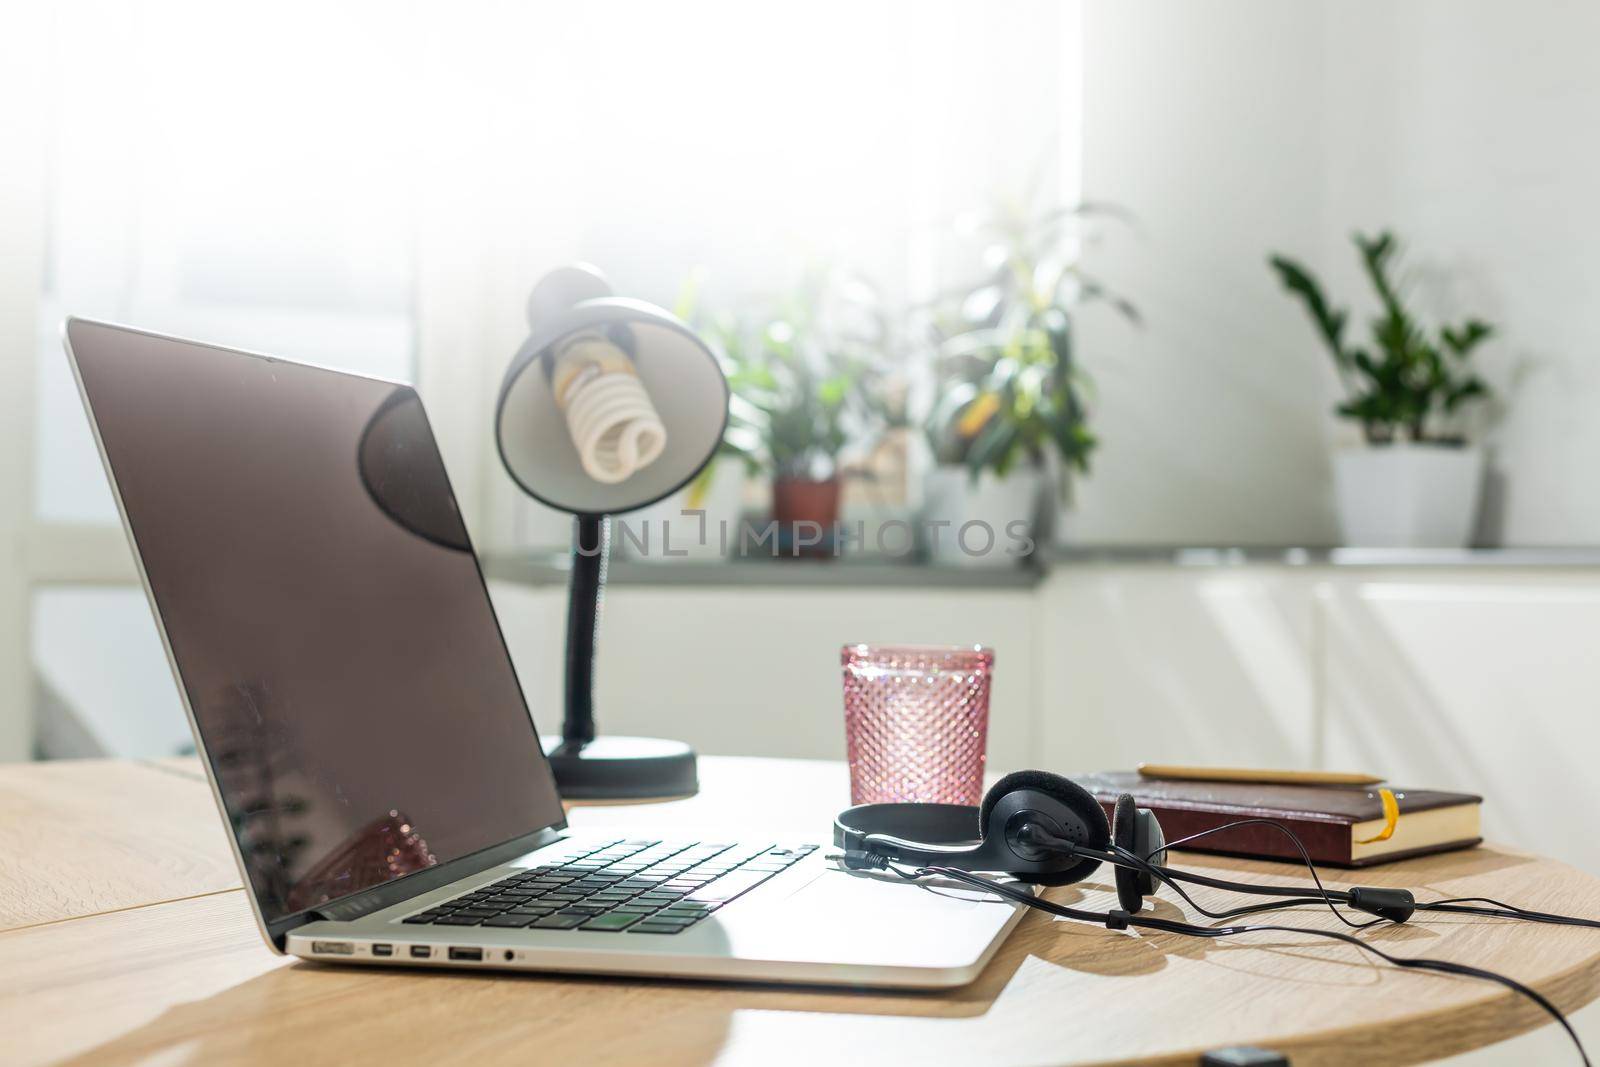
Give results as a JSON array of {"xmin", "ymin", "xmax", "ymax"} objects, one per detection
[{"xmin": 1136, "ymin": 764, "xmax": 1384, "ymax": 787}]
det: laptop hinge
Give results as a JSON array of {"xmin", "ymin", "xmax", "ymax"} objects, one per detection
[{"xmin": 265, "ymin": 825, "xmax": 567, "ymax": 948}]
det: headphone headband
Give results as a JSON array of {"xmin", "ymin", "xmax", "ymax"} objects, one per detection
[
  {"xmin": 834, "ymin": 778, "xmax": 1107, "ymax": 880},
  {"xmin": 833, "ymin": 802, "xmax": 980, "ymax": 853}
]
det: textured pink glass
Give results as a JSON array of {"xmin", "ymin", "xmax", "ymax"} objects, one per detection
[{"xmin": 841, "ymin": 644, "xmax": 993, "ymax": 805}]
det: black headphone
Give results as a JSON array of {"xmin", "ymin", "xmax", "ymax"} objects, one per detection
[
  {"xmin": 834, "ymin": 769, "xmax": 1600, "ymax": 1064},
  {"xmin": 834, "ymin": 769, "xmax": 1419, "ymax": 919},
  {"xmin": 833, "ymin": 770, "xmax": 1163, "ymax": 911}
]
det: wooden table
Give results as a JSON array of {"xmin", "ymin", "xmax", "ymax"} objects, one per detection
[{"xmin": 4, "ymin": 757, "xmax": 1600, "ymax": 1066}]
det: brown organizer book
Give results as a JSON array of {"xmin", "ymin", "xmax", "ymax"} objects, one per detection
[{"xmin": 1076, "ymin": 772, "xmax": 1483, "ymax": 867}]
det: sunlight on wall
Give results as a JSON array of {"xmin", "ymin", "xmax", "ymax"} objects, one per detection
[{"xmin": 1195, "ymin": 576, "xmax": 1314, "ymax": 749}]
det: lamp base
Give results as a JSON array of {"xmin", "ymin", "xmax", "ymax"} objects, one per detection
[{"xmin": 540, "ymin": 735, "xmax": 699, "ymax": 801}]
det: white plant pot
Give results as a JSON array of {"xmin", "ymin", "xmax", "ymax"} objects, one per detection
[
  {"xmin": 1332, "ymin": 445, "xmax": 1485, "ymax": 548},
  {"xmin": 921, "ymin": 465, "xmax": 1042, "ymax": 567},
  {"xmin": 616, "ymin": 461, "xmax": 745, "ymax": 561}
]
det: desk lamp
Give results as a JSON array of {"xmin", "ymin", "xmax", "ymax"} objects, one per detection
[{"xmin": 496, "ymin": 264, "xmax": 729, "ymax": 800}]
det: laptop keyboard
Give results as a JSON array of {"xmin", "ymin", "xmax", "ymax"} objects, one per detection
[{"xmin": 400, "ymin": 839, "xmax": 817, "ymax": 935}]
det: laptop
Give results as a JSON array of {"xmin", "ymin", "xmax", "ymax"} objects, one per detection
[{"xmin": 63, "ymin": 317, "xmax": 1025, "ymax": 987}]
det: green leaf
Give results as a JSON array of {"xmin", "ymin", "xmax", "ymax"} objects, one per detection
[
  {"xmin": 1354, "ymin": 230, "xmax": 1406, "ymax": 322},
  {"xmin": 1443, "ymin": 377, "xmax": 1488, "ymax": 412},
  {"xmin": 1269, "ymin": 254, "xmax": 1350, "ymax": 367},
  {"xmin": 966, "ymin": 415, "xmax": 1020, "ymax": 477},
  {"xmin": 1441, "ymin": 319, "xmax": 1493, "ymax": 357},
  {"xmin": 817, "ymin": 376, "xmax": 848, "ymax": 408}
]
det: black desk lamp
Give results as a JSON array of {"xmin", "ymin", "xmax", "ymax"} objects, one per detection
[{"xmin": 495, "ymin": 264, "xmax": 729, "ymax": 800}]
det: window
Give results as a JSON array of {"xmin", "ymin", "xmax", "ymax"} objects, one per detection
[
  {"xmin": 36, "ymin": 0, "xmax": 417, "ymax": 524},
  {"xmin": 23, "ymin": 1, "xmax": 419, "ymax": 758}
]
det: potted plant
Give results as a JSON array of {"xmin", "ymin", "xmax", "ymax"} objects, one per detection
[
  {"xmin": 705, "ymin": 271, "xmax": 892, "ymax": 557},
  {"xmin": 923, "ymin": 199, "xmax": 1138, "ymax": 566},
  {"xmin": 1270, "ymin": 231, "xmax": 1494, "ymax": 547}
]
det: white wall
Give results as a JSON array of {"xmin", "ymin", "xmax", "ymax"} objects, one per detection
[
  {"xmin": 1072, "ymin": 0, "xmax": 1340, "ymax": 547},
  {"xmin": 1034, "ymin": 567, "xmax": 1319, "ymax": 771},
  {"xmin": 1072, "ymin": 0, "xmax": 1600, "ymax": 549},
  {"xmin": 1320, "ymin": 0, "xmax": 1600, "ymax": 545},
  {"xmin": 489, "ymin": 581, "xmax": 1040, "ymax": 772},
  {"xmin": 1319, "ymin": 575, "xmax": 1600, "ymax": 869}
]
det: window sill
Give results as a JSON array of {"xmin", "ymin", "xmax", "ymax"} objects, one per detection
[
  {"xmin": 482, "ymin": 545, "xmax": 1600, "ymax": 590},
  {"xmin": 481, "ymin": 552, "xmax": 1046, "ymax": 590}
]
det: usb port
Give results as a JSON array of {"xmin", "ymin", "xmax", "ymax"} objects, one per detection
[
  {"xmin": 409, "ymin": 945, "xmax": 432, "ymax": 959},
  {"xmin": 370, "ymin": 943, "xmax": 393, "ymax": 958},
  {"xmin": 311, "ymin": 941, "xmax": 353, "ymax": 955},
  {"xmin": 448, "ymin": 946, "xmax": 483, "ymax": 961}
]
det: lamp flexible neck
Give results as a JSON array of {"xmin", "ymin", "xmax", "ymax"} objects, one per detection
[{"xmin": 562, "ymin": 514, "xmax": 609, "ymax": 745}]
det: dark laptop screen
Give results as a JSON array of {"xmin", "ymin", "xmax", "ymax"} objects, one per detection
[{"xmin": 67, "ymin": 320, "xmax": 564, "ymax": 923}]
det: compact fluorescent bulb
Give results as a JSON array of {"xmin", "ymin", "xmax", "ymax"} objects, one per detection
[{"xmin": 551, "ymin": 332, "xmax": 668, "ymax": 484}]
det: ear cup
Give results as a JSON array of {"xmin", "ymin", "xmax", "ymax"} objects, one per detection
[
  {"xmin": 1112, "ymin": 793, "xmax": 1147, "ymax": 912},
  {"xmin": 1142, "ymin": 808, "xmax": 1167, "ymax": 872},
  {"xmin": 980, "ymin": 770, "xmax": 1110, "ymax": 886}
]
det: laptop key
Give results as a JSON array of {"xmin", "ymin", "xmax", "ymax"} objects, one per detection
[
  {"xmin": 434, "ymin": 915, "xmax": 484, "ymax": 926},
  {"xmin": 482, "ymin": 915, "xmax": 534, "ymax": 927},
  {"xmin": 532, "ymin": 914, "xmax": 587, "ymax": 929},
  {"xmin": 629, "ymin": 921, "xmax": 692, "ymax": 934},
  {"xmin": 636, "ymin": 910, "xmax": 694, "ymax": 923},
  {"xmin": 581, "ymin": 913, "xmax": 643, "ymax": 931},
  {"xmin": 660, "ymin": 902, "xmax": 717, "ymax": 916},
  {"xmin": 659, "ymin": 912, "xmax": 708, "ymax": 926}
]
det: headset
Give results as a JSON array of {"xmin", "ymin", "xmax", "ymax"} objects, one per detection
[{"xmin": 834, "ymin": 770, "xmax": 1600, "ymax": 1066}]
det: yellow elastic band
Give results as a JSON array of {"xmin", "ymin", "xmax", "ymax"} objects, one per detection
[{"xmin": 1355, "ymin": 787, "xmax": 1400, "ymax": 844}]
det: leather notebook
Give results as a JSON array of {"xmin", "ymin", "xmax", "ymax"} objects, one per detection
[{"xmin": 1076, "ymin": 772, "xmax": 1483, "ymax": 867}]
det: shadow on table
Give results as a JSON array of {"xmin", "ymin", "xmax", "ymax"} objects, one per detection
[
  {"xmin": 55, "ymin": 859, "xmax": 1551, "ymax": 1067},
  {"xmin": 48, "ymin": 880, "xmax": 1122, "ymax": 1065}
]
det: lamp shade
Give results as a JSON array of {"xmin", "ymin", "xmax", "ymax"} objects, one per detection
[{"xmin": 495, "ymin": 264, "xmax": 729, "ymax": 516}]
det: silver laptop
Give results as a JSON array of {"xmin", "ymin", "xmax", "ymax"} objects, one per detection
[{"xmin": 63, "ymin": 317, "xmax": 1024, "ymax": 988}]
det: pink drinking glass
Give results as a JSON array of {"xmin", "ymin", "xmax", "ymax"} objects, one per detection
[{"xmin": 840, "ymin": 644, "xmax": 993, "ymax": 805}]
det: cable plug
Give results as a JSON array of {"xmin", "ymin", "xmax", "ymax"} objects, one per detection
[{"xmin": 1348, "ymin": 886, "xmax": 1416, "ymax": 923}]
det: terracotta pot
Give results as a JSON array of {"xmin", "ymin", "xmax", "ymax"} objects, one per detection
[{"xmin": 770, "ymin": 476, "xmax": 842, "ymax": 557}]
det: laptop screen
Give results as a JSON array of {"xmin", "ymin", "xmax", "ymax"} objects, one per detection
[{"xmin": 67, "ymin": 320, "xmax": 565, "ymax": 924}]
